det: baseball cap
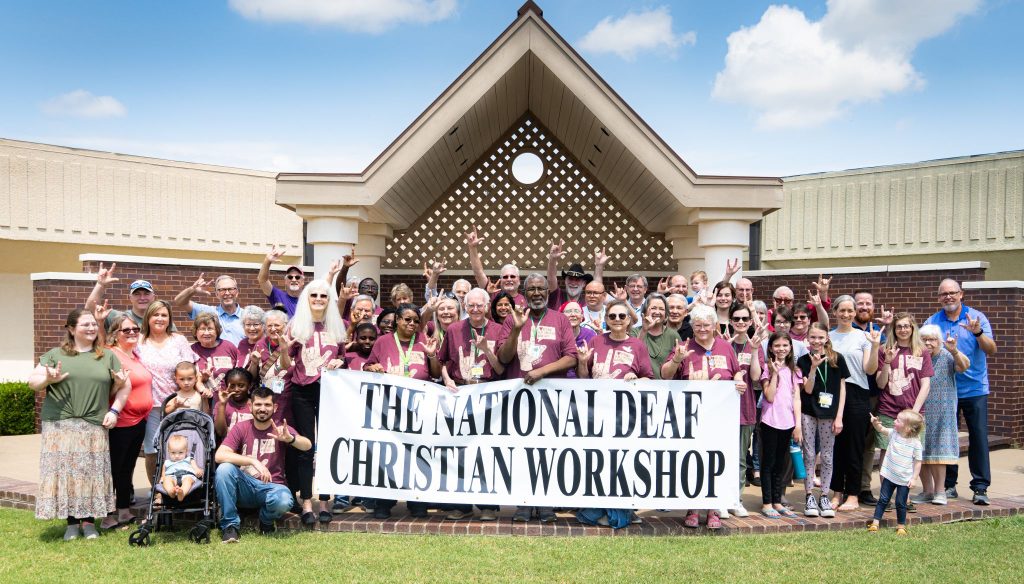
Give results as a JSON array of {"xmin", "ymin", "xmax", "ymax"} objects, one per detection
[
  {"xmin": 129, "ymin": 280, "xmax": 154, "ymax": 293},
  {"xmin": 285, "ymin": 265, "xmax": 304, "ymax": 275}
]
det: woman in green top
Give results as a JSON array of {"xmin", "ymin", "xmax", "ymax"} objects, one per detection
[
  {"xmin": 29, "ymin": 309, "xmax": 131, "ymax": 541},
  {"xmin": 632, "ymin": 294, "xmax": 680, "ymax": 379}
]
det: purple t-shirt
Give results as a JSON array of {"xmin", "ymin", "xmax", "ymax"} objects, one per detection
[
  {"xmin": 496, "ymin": 309, "xmax": 578, "ymax": 379},
  {"xmin": 567, "ymin": 326, "xmax": 597, "ymax": 378},
  {"xmin": 438, "ymin": 319, "xmax": 503, "ymax": 384},
  {"xmin": 267, "ymin": 286, "xmax": 299, "ymax": 317},
  {"xmin": 584, "ymin": 334, "xmax": 654, "ymax": 379},
  {"xmin": 192, "ymin": 340, "xmax": 239, "ymax": 393},
  {"xmin": 288, "ymin": 322, "xmax": 343, "ymax": 386},
  {"xmin": 877, "ymin": 346, "xmax": 935, "ymax": 417},
  {"xmin": 367, "ymin": 333, "xmax": 432, "ymax": 380},
  {"xmin": 732, "ymin": 341, "xmax": 764, "ymax": 426},
  {"xmin": 221, "ymin": 419, "xmax": 294, "ymax": 486}
]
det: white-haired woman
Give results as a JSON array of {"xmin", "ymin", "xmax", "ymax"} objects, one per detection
[
  {"xmin": 236, "ymin": 305, "xmax": 266, "ymax": 370},
  {"xmin": 916, "ymin": 324, "xmax": 969, "ymax": 505},
  {"xmin": 662, "ymin": 304, "xmax": 752, "ymax": 530},
  {"xmin": 287, "ymin": 280, "xmax": 347, "ymax": 526}
]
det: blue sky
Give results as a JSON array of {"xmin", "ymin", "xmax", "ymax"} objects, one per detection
[{"xmin": 1, "ymin": 0, "xmax": 1021, "ymax": 177}]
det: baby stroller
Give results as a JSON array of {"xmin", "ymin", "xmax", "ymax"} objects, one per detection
[{"xmin": 129, "ymin": 400, "xmax": 217, "ymax": 546}]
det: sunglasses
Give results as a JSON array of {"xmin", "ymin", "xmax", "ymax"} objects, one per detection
[
  {"xmin": 606, "ymin": 313, "xmax": 629, "ymax": 321},
  {"xmin": 500, "ymin": 275, "xmax": 518, "ymax": 280},
  {"xmin": 773, "ymin": 297, "xmax": 794, "ymax": 304},
  {"xmin": 286, "ymin": 275, "xmax": 303, "ymax": 281},
  {"xmin": 120, "ymin": 327, "xmax": 141, "ymax": 334},
  {"xmin": 310, "ymin": 293, "xmax": 329, "ymax": 299},
  {"xmin": 402, "ymin": 316, "xmax": 420, "ymax": 324},
  {"xmin": 731, "ymin": 316, "xmax": 751, "ymax": 322}
]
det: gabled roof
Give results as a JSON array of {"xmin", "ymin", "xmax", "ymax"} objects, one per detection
[{"xmin": 276, "ymin": 1, "xmax": 782, "ymax": 232}]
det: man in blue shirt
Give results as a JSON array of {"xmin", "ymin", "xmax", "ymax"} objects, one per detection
[
  {"xmin": 172, "ymin": 274, "xmax": 245, "ymax": 345},
  {"xmin": 924, "ymin": 278, "xmax": 997, "ymax": 505}
]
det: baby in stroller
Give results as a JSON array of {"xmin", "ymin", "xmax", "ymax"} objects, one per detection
[{"xmin": 160, "ymin": 434, "xmax": 205, "ymax": 501}]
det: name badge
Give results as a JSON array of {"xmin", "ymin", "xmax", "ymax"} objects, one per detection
[
  {"xmin": 818, "ymin": 392, "xmax": 833, "ymax": 408},
  {"xmin": 213, "ymin": 356, "xmax": 233, "ymax": 369},
  {"xmin": 536, "ymin": 326, "xmax": 556, "ymax": 341},
  {"xmin": 738, "ymin": 352, "xmax": 752, "ymax": 366},
  {"xmin": 904, "ymin": 355, "xmax": 923, "ymax": 370},
  {"xmin": 612, "ymin": 350, "xmax": 634, "ymax": 366},
  {"xmin": 709, "ymin": 355, "xmax": 728, "ymax": 370},
  {"xmin": 471, "ymin": 365, "xmax": 485, "ymax": 379},
  {"xmin": 408, "ymin": 352, "xmax": 426, "ymax": 366},
  {"xmin": 269, "ymin": 378, "xmax": 285, "ymax": 394}
]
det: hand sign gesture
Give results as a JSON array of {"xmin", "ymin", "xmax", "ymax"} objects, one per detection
[
  {"xmin": 192, "ymin": 273, "xmax": 211, "ymax": 296},
  {"xmin": 110, "ymin": 367, "xmax": 131, "ymax": 386},
  {"xmin": 612, "ymin": 282, "xmax": 627, "ymax": 301},
  {"xmin": 577, "ymin": 343, "xmax": 593, "ymax": 364},
  {"xmin": 423, "ymin": 335, "xmax": 439, "ymax": 358},
  {"xmin": 93, "ymin": 299, "xmax": 112, "ymax": 324},
  {"xmin": 869, "ymin": 327, "xmax": 882, "ymax": 345},
  {"xmin": 811, "ymin": 274, "xmax": 831, "ymax": 297},
  {"xmin": 340, "ymin": 283, "xmax": 358, "ymax": 301},
  {"xmin": 472, "ymin": 333, "xmax": 491, "ymax": 356},
  {"xmin": 588, "ymin": 317, "xmax": 603, "ymax": 331},
  {"xmin": 960, "ymin": 315, "xmax": 982, "ymax": 336},
  {"xmin": 808, "ymin": 289, "xmax": 822, "ymax": 306},
  {"xmin": 874, "ymin": 305, "xmax": 895, "ymax": 326},
  {"xmin": 217, "ymin": 388, "xmax": 230, "ymax": 404},
  {"xmin": 465, "ymin": 226, "xmax": 483, "ymax": 249},
  {"xmin": 485, "ymin": 278, "xmax": 500, "ymax": 294},
  {"xmin": 548, "ymin": 239, "xmax": 566, "ymax": 262},
  {"xmin": 943, "ymin": 331, "xmax": 959, "ymax": 353},
  {"xmin": 96, "ymin": 262, "xmax": 119, "ymax": 286},
  {"xmin": 265, "ymin": 245, "xmax": 286, "ymax": 264},
  {"xmin": 670, "ymin": 339, "xmax": 693, "ymax": 365},
  {"xmin": 657, "ymin": 277, "xmax": 669, "ymax": 294},
  {"xmin": 767, "ymin": 357, "xmax": 780, "ymax": 376},
  {"xmin": 809, "ymin": 350, "xmax": 826, "ymax": 370},
  {"xmin": 270, "ymin": 419, "xmax": 294, "ymax": 444},
  {"xmin": 594, "ymin": 247, "xmax": 609, "ymax": 267},
  {"xmin": 342, "ymin": 250, "xmax": 360, "ymax": 268},
  {"xmin": 735, "ymin": 375, "xmax": 748, "ymax": 395},
  {"xmin": 643, "ymin": 313, "xmax": 659, "ymax": 331},
  {"xmin": 883, "ymin": 346, "xmax": 900, "ymax": 365},
  {"xmin": 725, "ymin": 258, "xmax": 741, "ymax": 280},
  {"xmin": 511, "ymin": 304, "xmax": 528, "ymax": 329},
  {"xmin": 43, "ymin": 361, "xmax": 69, "ymax": 385}
]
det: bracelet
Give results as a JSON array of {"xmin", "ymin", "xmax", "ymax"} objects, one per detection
[
  {"xmin": 109, "ymin": 407, "xmax": 120, "ymax": 415},
  {"xmin": 973, "ymin": 330, "xmax": 982, "ymax": 338}
]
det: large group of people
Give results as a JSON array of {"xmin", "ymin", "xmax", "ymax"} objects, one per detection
[{"xmin": 31, "ymin": 233, "xmax": 997, "ymax": 541}]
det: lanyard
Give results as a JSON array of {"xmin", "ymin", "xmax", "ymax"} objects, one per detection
[
  {"xmin": 816, "ymin": 363, "xmax": 828, "ymax": 388},
  {"xmin": 393, "ymin": 333, "xmax": 416, "ymax": 375},
  {"xmin": 470, "ymin": 322, "xmax": 487, "ymax": 360},
  {"xmin": 528, "ymin": 310, "xmax": 547, "ymax": 345}
]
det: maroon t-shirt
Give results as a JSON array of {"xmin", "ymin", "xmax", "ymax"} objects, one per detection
[
  {"xmin": 877, "ymin": 346, "xmax": 935, "ymax": 417},
  {"xmin": 218, "ymin": 398, "xmax": 287, "ymax": 434},
  {"xmin": 547, "ymin": 288, "xmax": 584, "ymax": 310},
  {"xmin": 584, "ymin": 334, "xmax": 654, "ymax": 379},
  {"xmin": 732, "ymin": 341, "xmax": 765, "ymax": 426},
  {"xmin": 221, "ymin": 419, "xmax": 294, "ymax": 486},
  {"xmin": 491, "ymin": 291, "xmax": 527, "ymax": 308},
  {"xmin": 367, "ymin": 333, "xmax": 432, "ymax": 380},
  {"xmin": 288, "ymin": 322, "xmax": 343, "ymax": 386},
  {"xmin": 344, "ymin": 350, "xmax": 372, "ymax": 372},
  {"xmin": 496, "ymin": 309, "xmax": 578, "ymax": 379},
  {"xmin": 236, "ymin": 337, "xmax": 263, "ymax": 368},
  {"xmin": 192, "ymin": 340, "xmax": 239, "ymax": 393},
  {"xmin": 439, "ymin": 319, "xmax": 503, "ymax": 383},
  {"xmin": 670, "ymin": 337, "xmax": 740, "ymax": 382}
]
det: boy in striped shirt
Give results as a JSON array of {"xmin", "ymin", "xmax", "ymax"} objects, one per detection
[{"xmin": 868, "ymin": 409, "xmax": 924, "ymax": 535}]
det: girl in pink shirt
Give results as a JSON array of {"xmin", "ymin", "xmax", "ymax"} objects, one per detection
[{"xmin": 758, "ymin": 332, "xmax": 803, "ymax": 518}]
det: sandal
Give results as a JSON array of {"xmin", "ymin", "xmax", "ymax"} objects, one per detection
[
  {"xmin": 867, "ymin": 522, "xmax": 879, "ymax": 532},
  {"xmin": 778, "ymin": 508, "xmax": 798, "ymax": 519},
  {"xmin": 896, "ymin": 526, "xmax": 908, "ymax": 536},
  {"xmin": 683, "ymin": 511, "xmax": 700, "ymax": 528},
  {"xmin": 761, "ymin": 508, "xmax": 781, "ymax": 519},
  {"xmin": 706, "ymin": 511, "xmax": 722, "ymax": 530}
]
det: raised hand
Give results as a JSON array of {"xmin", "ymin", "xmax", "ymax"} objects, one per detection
[
  {"xmin": 43, "ymin": 361, "xmax": 69, "ymax": 385},
  {"xmin": 197, "ymin": 381, "xmax": 213, "ymax": 399},
  {"xmin": 883, "ymin": 346, "xmax": 899, "ymax": 365},
  {"xmin": 869, "ymin": 327, "xmax": 882, "ymax": 345},
  {"xmin": 725, "ymin": 258, "xmax": 741, "ymax": 280},
  {"xmin": 670, "ymin": 339, "xmax": 694, "ymax": 365},
  {"xmin": 767, "ymin": 357, "xmax": 779, "ymax": 376},
  {"xmin": 510, "ymin": 304, "xmax": 528, "ymax": 329},
  {"xmin": 548, "ymin": 239, "xmax": 566, "ymax": 262},
  {"xmin": 465, "ymin": 226, "xmax": 483, "ymax": 249},
  {"xmin": 809, "ymin": 350, "xmax": 826, "ymax": 370},
  {"xmin": 811, "ymin": 274, "xmax": 831, "ymax": 297},
  {"xmin": 943, "ymin": 331, "xmax": 958, "ymax": 354},
  {"xmin": 594, "ymin": 247, "xmax": 609, "ymax": 267},
  {"xmin": 217, "ymin": 388, "xmax": 230, "ymax": 404},
  {"xmin": 192, "ymin": 273, "xmax": 211, "ymax": 296},
  {"xmin": 577, "ymin": 343, "xmax": 594, "ymax": 364},
  {"xmin": 110, "ymin": 367, "xmax": 130, "ymax": 387},
  {"xmin": 93, "ymin": 299, "xmax": 112, "ymax": 324},
  {"xmin": 643, "ymin": 313, "xmax": 659, "ymax": 331},
  {"xmin": 265, "ymin": 245, "xmax": 286, "ymax": 264},
  {"xmin": 611, "ymin": 282, "xmax": 627, "ymax": 301},
  {"xmin": 808, "ymin": 289, "xmax": 822, "ymax": 306},
  {"xmin": 247, "ymin": 348, "xmax": 262, "ymax": 368},
  {"xmin": 279, "ymin": 329, "xmax": 295, "ymax": 350},
  {"xmin": 656, "ymin": 277, "xmax": 669, "ymax": 294},
  {"xmin": 423, "ymin": 335, "xmax": 439, "ymax": 358},
  {"xmin": 959, "ymin": 315, "xmax": 982, "ymax": 336},
  {"xmin": 472, "ymin": 334, "xmax": 491, "ymax": 355},
  {"xmin": 874, "ymin": 305, "xmax": 894, "ymax": 326},
  {"xmin": 342, "ymin": 250, "xmax": 360, "ymax": 268},
  {"xmin": 270, "ymin": 419, "xmax": 294, "ymax": 443},
  {"xmin": 588, "ymin": 317, "xmax": 603, "ymax": 331},
  {"xmin": 326, "ymin": 259, "xmax": 342, "ymax": 281},
  {"xmin": 96, "ymin": 262, "xmax": 119, "ymax": 286},
  {"xmin": 340, "ymin": 283, "xmax": 358, "ymax": 301},
  {"xmin": 485, "ymin": 278, "xmax": 500, "ymax": 294}
]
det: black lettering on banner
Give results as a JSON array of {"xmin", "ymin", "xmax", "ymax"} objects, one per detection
[
  {"xmin": 455, "ymin": 446, "xmax": 468, "ymax": 493},
  {"xmin": 498, "ymin": 390, "xmax": 512, "ymax": 436},
  {"xmin": 330, "ymin": 438, "xmax": 349, "ymax": 483},
  {"xmin": 414, "ymin": 445, "xmax": 432, "ymax": 490},
  {"xmin": 525, "ymin": 447, "xmax": 556, "ymax": 494},
  {"xmin": 682, "ymin": 391, "xmax": 702, "ymax": 439},
  {"xmin": 400, "ymin": 442, "xmax": 413, "ymax": 490},
  {"xmin": 434, "ymin": 394, "xmax": 456, "ymax": 436},
  {"xmin": 660, "ymin": 392, "xmax": 681, "ymax": 438},
  {"xmin": 376, "ymin": 441, "xmax": 399, "ymax": 489},
  {"xmin": 639, "ymin": 391, "xmax": 658, "ymax": 438},
  {"xmin": 707, "ymin": 450, "xmax": 725, "ymax": 498},
  {"xmin": 556, "ymin": 449, "xmax": 581, "ymax": 496},
  {"xmin": 681, "ymin": 450, "xmax": 704, "ymax": 498},
  {"xmin": 491, "ymin": 447, "xmax": 513, "ymax": 493},
  {"xmin": 563, "ymin": 390, "xmax": 583, "ymax": 437},
  {"xmin": 538, "ymin": 389, "xmax": 560, "ymax": 437},
  {"xmin": 654, "ymin": 450, "xmax": 678, "ymax": 498},
  {"xmin": 614, "ymin": 390, "xmax": 637, "ymax": 437},
  {"xmin": 584, "ymin": 449, "xmax": 606, "ymax": 496},
  {"xmin": 633, "ymin": 450, "xmax": 652, "ymax": 497},
  {"xmin": 436, "ymin": 445, "xmax": 454, "ymax": 492},
  {"xmin": 512, "ymin": 388, "xmax": 536, "ymax": 436},
  {"xmin": 350, "ymin": 439, "xmax": 374, "ymax": 487},
  {"xmin": 608, "ymin": 449, "xmax": 630, "ymax": 496},
  {"xmin": 469, "ymin": 448, "xmax": 490, "ymax": 494},
  {"xmin": 457, "ymin": 397, "xmax": 479, "ymax": 436},
  {"xmin": 360, "ymin": 382, "xmax": 379, "ymax": 429}
]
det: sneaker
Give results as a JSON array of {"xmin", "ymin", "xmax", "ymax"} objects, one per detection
[
  {"xmin": 907, "ymin": 500, "xmax": 917, "ymax": 513},
  {"xmin": 538, "ymin": 508, "xmax": 557, "ymax": 523},
  {"xmin": 409, "ymin": 509, "xmax": 429, "ymax": 519},
  {"xmin": 332, "ymin": 496, "xmax": 352, "ymax": 513},
  {"xmin": 259, "ymin": 521, "xmax": 276, "ymax": 535},
  {"xmin": 82, "ymin": 523, "xmax": 99, "ymax": 540},
  {"xmin": 932, "ymin": 493, "xmax": 948, "ymax": 505},
  {"xmin": 372, "ymin": 507, "xmax": 391, "ymax": 520},
  {"xmin": 596, "ymin": 514, "xmax": 610, "ymax": 527},
  {"xmin": 718, "ymin": 508, "xmax": 730, "ymax": 519},
  {"xmin": 318, "ymin": 510, "xmax": 332, "ymax": 524},
  {"xmin": 683, "ymin": 511, "xmax": 700, "ymax": 528},
  {"xmin": 804, "ymin": 494, "xmax": 820, "ymax": 517},
  {"xmin": 750, "ymin": 475, "xmax": 761, "ymax": 487},
  {"xmin": 859, "ymin": 490, "xmax": 878, "ymax": 505},
  {"xmin": 301, "ymin": 511, "xmax": 316, "ymax": 526},
  {"xmin": 945, "ymin": 487, "xmax": 959, "ymax": 499},
  {"xmin": 630, "ymin": 512, "xmax": 643, "ymax": 525},
  {"xmin": 63, "ymin": 525, "xmax": 81, "ymax": 541},
  {"xmin": 731, "ymin": 503, "xmax": 749, "ymax": 518},
  {"xmin": 445, "ymin": 509, "xmax": 473, "ymax": 521},
  {"xmin": 819, "ymin": 495, "xmax": 836, "ymax": 518},
  {"xmin": 221, "ymin": 526, "xmax": 240, "ymax": 543},
  {"xmin": 512, "ymin": 508, "xmax": 531, "ymax": 522},
  {"xmin": 911, "ymin": 492, "xmax": 934, "ymax": 504},
  {"xmin": 973, "ymin": 490, "xmax": 990, "ymax": 506},
  {"xmin": 478, "ymin": 509, "xmax": 498, "ymax": 522}
]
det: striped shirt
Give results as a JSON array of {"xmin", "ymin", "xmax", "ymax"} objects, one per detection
[{"xmin": 879, "ymin": 428, "xmax": 923, "ymax": 485}]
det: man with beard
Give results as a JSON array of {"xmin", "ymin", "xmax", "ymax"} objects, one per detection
[
  {"xmin": 496, "ymin": 273, "xmax": 577, "ymax": 523},
  {"xmin": 215, "ymin": 386, "xmax": 312, "ymax": 542},
  {"xmin": 546, "ymin": 241, "xmax": 607, "ymax": 310},
  {"xmin": 258, "ymin": 245, "xmax": 306, "ymax": 317},
  {"xmin": 925, "ymin": 279, "xmax": 996, "ymax": 505},
  {"xmin": 466, "ymin": 226, "xmax": 526, "ymax": 307},
  {"xmin": 850, "ymin": 289, "xmax": 889, "ymax": 505}
]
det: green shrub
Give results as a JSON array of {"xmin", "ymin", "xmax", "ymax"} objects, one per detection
[{"xmin": 0, "ymin": 382, "xmax": 36, "ymax": 435}]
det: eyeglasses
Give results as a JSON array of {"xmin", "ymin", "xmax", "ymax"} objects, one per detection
[
  {"xmin": 465, "ymin": 303, "xmax": 487, "ymax": 310},
  {"xmin": 894, "ymin": 324, "xmax": 913, "ymax": 330},
  {"xmin": 793, "ymin": 315, "xmax": 810, "ymax": 320},
  {"xmin": 731, "ymin": 316, "xmax": 751, "ymax": 322},
  {"xmin": 441, "ymin": 291, "xmax": 457, "ymax": 299},
  {"xmin": 244, "ymin": 322, "xmax": 263, "ymax": 328},
  {"xmin": 120, "ymin": 327, "xmax": 141, "ymax": 334},
  {"xmin": 584, "ymin": 290, "xmax": 604, "ymax": 295},
  {"xmin": 310, "ymin": 293, "xmax": 329, "ymax": 299},
  {"xmin": 773, "ymin": 297, "xmax": 794, "ymax": 304},
  {"xmin": 401, "ymin": 316, "xmax": 420, "ymax": 324},
  {"xmin": 217, "ymin": 287, "xmax": 238, "ymax": 293},
  {"xmin": 525, "ymin": 287, "xmax": 546, "ymax": 293},
  {"xmin": 938, "ymin": 291, "xmax": 960, "ymax": 298},
  {"xmin": 606, "ymin": 313, "xmax": 629, "ymax": 321},
  {"xmin": 285, "ymin": 275, "xmax": 303, "ymax": 281}
]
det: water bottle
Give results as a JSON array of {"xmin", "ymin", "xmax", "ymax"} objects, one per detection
[{"xmin": 790, "ymin": 440, "xmax": 806, "ymax": 480}]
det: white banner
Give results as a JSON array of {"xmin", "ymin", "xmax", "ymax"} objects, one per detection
[{"xmin": 315, "ymin": 370, "xmax": 739, "ymax": 509}]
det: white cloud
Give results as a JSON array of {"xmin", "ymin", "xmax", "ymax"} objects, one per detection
[
  {"xmin": 579, "ymin": 6, "xmax": 695, "ymax": 61},
  {"xmin": 229, "ymin": 0, "xmax": 457, "ymax": 33},
  {"xmin": 40, "ymin": 90, "xmax": 126, "ymax": 118},
  {"xmin": 712, "ymin": 0, "xmax": 980, "ymax": 129}
]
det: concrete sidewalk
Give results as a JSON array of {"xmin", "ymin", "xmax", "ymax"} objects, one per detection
[{"xmin": 1, "ymin": 432, "xmax": 1021, "ymax": 505}]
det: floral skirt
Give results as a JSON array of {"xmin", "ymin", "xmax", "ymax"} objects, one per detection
[{"xmin": 35, "ymin": 419, "xmax": 114, "ymax": 520}]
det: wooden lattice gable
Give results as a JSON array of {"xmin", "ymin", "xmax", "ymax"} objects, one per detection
[{"xmin": 384, "ymin": 115, "xmax": 674, "ymax": 272}]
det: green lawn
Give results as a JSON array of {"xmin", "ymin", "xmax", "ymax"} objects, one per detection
[{"xmin": 1, "ymin": 508, "xmax": 1021, "ymax": 583}]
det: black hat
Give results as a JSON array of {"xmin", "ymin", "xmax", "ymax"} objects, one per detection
[{"xmin": 562, "ymin": 263, "xmax": 593, "ymax": 283}]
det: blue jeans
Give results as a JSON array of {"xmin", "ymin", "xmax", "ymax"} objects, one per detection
[
  {"xmin": 215, "ymin": 463, "xmax": 294, "ymax": 530},
  {"xmin": 945, "ymin": 394, "xmax": 991, "ymax": 492},
  {"xmin": 874, "ymin": 477, "xmax": 909, "ymax": 525}
]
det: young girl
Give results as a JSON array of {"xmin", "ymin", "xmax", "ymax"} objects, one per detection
[
  {"xmin": 759, "ymin": 332, "xmax": 802, "ymax": 518},
  {"xmin": 160, "ymin": 434, "xmax": 204, "ymax": 502},
  {"xmin": 164, "ymin": 361, "xmax": 211, "ymax": 415},
  {"xmin": 868, "ymin": 409, "xmax": 924, "ymax": 535},
  {"xmin": 797, "ymin": 323, "xmax": 849, "ymax": 518},
  {"xmin": 214, "ymin": 368, "xmax": 254, "ymax": 437},
  {"xmin": 345, "ymin": 323, "xmax": 378, "ymax": 372}
]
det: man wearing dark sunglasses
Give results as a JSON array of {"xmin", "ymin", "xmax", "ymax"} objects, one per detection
[{"xmin": 258, "ymin": 245, "xmax": 306, "ymax": 317}]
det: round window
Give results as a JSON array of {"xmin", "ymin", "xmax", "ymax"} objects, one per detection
[{"xmin": 510, "ymin": 152, "xmax": 544, "ymax": 185}]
